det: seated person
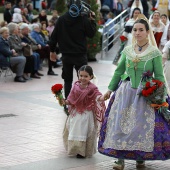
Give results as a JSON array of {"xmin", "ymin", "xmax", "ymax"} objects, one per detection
[
  {"xmin": 8, "ymin": 23, "xmax": 43, "ymax": 79},
  {"xmin": 30, "ymin": 23, "xmax": 57, "ymax": 75},
  {"xmin": 0, "ymin": 27, "xmax": 26, "ymax": 82}
]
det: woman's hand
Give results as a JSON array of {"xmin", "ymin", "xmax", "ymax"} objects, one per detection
[
  {"xmin": 103, "ymin": 90, "xmax": 112, "ymax": 100},
  {"xmin": 21, "ymin": 42, "xmax": 27, "ymax": 46}
]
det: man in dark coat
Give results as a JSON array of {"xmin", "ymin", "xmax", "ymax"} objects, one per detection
[
  {"xmin": 49, "ymin": 1, "xmax": 96, "ymax": 113},
  {"xmin": 3, "ymin": 2, "xmax": 12, "ymax": 23}
]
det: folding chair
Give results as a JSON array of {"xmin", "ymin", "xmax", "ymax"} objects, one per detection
[{"xmin": 0, "ymin": 67, "xmax": 13, "ymax": 79}]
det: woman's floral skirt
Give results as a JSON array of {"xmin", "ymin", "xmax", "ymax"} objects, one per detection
[{"xmin": 98, "ymin": 81, "xmax": 170, "ymax": 160}]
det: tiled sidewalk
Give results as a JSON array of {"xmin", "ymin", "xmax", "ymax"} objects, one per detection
[{"xmin": 0, "ymin": 61, "xmax": 170, "ymax": 170}]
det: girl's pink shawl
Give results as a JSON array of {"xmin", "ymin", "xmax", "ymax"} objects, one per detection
[{"xmin": 67, "ymin": 81, "xmax": 106, "ymax": 122}]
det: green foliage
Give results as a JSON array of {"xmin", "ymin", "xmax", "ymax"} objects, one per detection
[
  {"xmin": 0, "ymin": 6, "xmax": 5, "ymax": 13},
  {"xmin": 87, "ymin": 0, "xmax": 101, "ymax": 60},
  {"xmin": 56, "ymin": 0, "xmax": 67, "ymax": 15},
  {"xmin": 87, "ymin": 31, "xmax": 101, "ymax": 59},
  {"xmin": 32, "ymin": 9, "xmax": 39, "ymax": 15}
]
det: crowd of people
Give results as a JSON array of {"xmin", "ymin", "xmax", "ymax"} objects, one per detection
[{"xmin": 0, "ymin": 0, "xmax": 60, "ymax": 82}]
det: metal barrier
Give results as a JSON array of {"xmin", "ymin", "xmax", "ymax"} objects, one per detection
[{"xmin": 101, "ymin": 8, "xmax": 130, "ymax": 59}]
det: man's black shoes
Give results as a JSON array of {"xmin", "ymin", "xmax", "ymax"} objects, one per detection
[{"xmin": 47, "ymin": 71, "xmax": 58, "ymax": 76}]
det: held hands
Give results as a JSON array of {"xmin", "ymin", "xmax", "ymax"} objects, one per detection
[
  {"xmin": 103, "ymin": 90, "xmax": 112, "ymax": 100},
  {"xmin": 50, "ymin": 52, "xmax": 58, "ymax": 62},
  {"xmin": 99, "ymin": 91, "xmax": 112, "ymax": 101}
]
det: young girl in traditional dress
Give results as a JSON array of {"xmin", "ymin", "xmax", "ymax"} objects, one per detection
[
  {"xmin": 63, "ymin": 65, "xmax": 106, "ymax": 158},
  {"xmin": 98, "ymin": 14, "xmax": 170, "ymax": 170}
]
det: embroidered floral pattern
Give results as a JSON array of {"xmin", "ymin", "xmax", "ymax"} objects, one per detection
[
  {"xmin": 123, "ymin": 44, "xmax": 162, "ymax": 62},
  {"xmin": 103, "ymin": 81, "xmax": 155, "ymax": 152},
  {"xmin": 120, "ymin": 105, "xmax": 136, "ymax": 134}
]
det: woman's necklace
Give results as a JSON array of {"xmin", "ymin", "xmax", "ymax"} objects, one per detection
[{"xmin": 137, "ymin": 42, "xmax": 148, "ymax": 51}]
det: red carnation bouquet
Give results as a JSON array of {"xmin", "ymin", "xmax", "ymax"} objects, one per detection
[
  {"xmin": 140, "ymin": 71, "xmax": 170, "ymax": 122},
  {"xmin": 120, "ymin": 35, "xmax": 128, "ymax": 46},
  {"xmin": 151, "ymin": 7, "xmax": 157, "ymax": 11},
  {"xmin": 51, "ymin": 84, "xmax": 64, "ymax": 106},
  {"xmin": 120, "ymin": 35, "xmax": 128, "ymax": 42}
]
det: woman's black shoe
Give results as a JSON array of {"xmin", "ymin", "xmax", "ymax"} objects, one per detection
[
  {"xmin": 76, "ymin": 154, "xmax": 85, "ymax": 158},
  {"xmin": 36, "ymin": 72, "xmax": 44, "ymax": 76},
  {"xmin": 31, "ymin": 74, "xmax": 41, "ymax": 79},
  {"xmin": 14, "ymin": 76, "xmax": 26, "ymax": 82}
]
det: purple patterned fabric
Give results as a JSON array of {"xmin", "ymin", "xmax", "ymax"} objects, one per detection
[{"xmin": 98, "ymin": 89, "xmax": 170, "ymax": 160}]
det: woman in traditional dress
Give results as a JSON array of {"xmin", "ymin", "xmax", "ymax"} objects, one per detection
[
  {"xmin": 122, "ymin": 7, "xmax": 141, "ymax": 46},
  {"xmin": 98, "ymin": 14, "xmax": 170, "ymax": 170},
  {"xmin": 160, "ymin": 14, "xmax": 169, "ymax": 49},
  {"xmin": 130, "ymin": 0, "xmax": 143, "ymax": 18},
  {"xmin": 155, "ymin": 0, "xmax": 170, "ymax": 16},
  {"xmin": 149, "ymin": 10, "xmax": 165, "ymax": 47},
  {"xmin": 162, "ymin": 41, "xmax": 170, "ymax": 88},
  {"xmin": 113, "ymin": 8, "xmax": 141, "ymax": 64}
]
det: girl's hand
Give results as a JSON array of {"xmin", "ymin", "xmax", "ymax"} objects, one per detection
[
  {"xmin": 61, "ymin": 99, "xmax": 66, "ymax": 105},
  {"xmin": 62, "ymin": 99, "xmax": 69, "ymax": 105}
]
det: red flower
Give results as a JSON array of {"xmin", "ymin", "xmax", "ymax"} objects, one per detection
[
  {"xmin": 87, "ymin": 44, "xmax": 90, "ymax": 48},
  {"xmin": 142, "ymin": 90, "xmax": 149, "ymax": 97},
  {"xmin": 145, "ymin": 82, "xmax": 150, "ymax": 88},
  {"xmin": 51, "ymin": 84, "xmax": 64, "ymax": 106},
  {"xmin": 151, "ymin": 85, "xmax": 157, "ymax": 91},
  {"xmin": 152, "ymin": 79, "xmax": 163, "ymax": 87},
  {"xmin": 151, "ymin": 7, "xmax": 157, "ymax": 11},
  {"xmin": 141, "ymin": 78, "xmax": 165, "ymax": 101},
  {"xmin": 51, "ymin": 84, "xmax": 63, "ymax": 94},
  {"xmin": 147, "ymin": 88, "xmax": 154, "ymax": 95},
  {"xmin": 120, "ymin": 35, "xmax": 128, "ymax": 42},
  {"xmin": 93, "ymin": 44, "xmax": 97, "ymax": 47}
]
